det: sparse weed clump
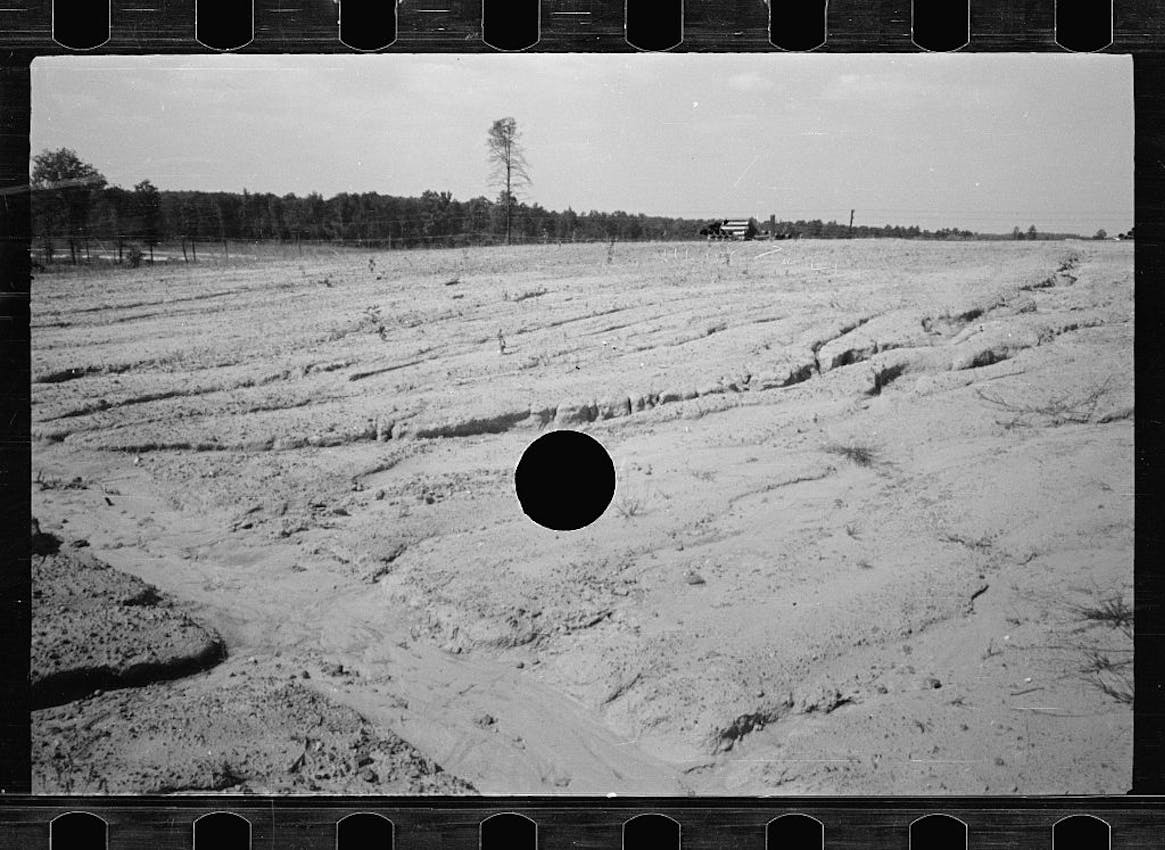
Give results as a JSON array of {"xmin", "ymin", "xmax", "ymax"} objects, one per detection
[
  {"xmin": 1067, "ymin": 590, "xmax": 1133, "ymax": 640},
  {"xmin": 1060, "ymin": 584, "xmax": 1133, "ymax": 705},
  {"xmin": 1080, "ymin": 647, "xmax": 1133, "ymax": 705},
  {"xmin": 823, "ymin": 441, "xmax": 880, "ymax": 467},
  {"xmin": 614, "ymin": 493, "xmax": 645, "ymax": 519}
]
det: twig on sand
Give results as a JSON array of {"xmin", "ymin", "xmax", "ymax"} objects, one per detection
[
  {"xmin": 1009, "ymin": 686, "xmax": 1046, "ymax": 697},
  {"xmin": 752, "ymin": 247, "xmax": 785, "ymax": 261},
  {"xmin": 975, "ymin": 377, "xmax": 1113, "ymax": 427}
]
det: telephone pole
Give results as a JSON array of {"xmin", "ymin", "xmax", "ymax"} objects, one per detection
[{"xmin": 848, "ymin": 209, "xmax": 855, "ymax": 238}]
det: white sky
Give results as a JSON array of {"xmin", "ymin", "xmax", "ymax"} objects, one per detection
[{"xmin": 30, "ymin": 53, "xmax": 1133, "ymax": 234}]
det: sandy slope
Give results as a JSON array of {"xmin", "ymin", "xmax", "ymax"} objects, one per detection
[{"xmin": 31, "ymin": 239, "xmax": 1133, "ymax": 794}]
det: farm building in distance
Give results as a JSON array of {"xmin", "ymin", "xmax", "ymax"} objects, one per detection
[
  {"xmin": 699, "ymin": 218, "xmax": 760, "ymax": 240},
  {"xmin": 700, "ymin": 215, "xmax": 801, "ymax": 241}
]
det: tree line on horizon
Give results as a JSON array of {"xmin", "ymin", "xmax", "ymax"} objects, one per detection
[{"xmin": 30, "ymin": 148, "xmax": 1097, "ymax": 266}]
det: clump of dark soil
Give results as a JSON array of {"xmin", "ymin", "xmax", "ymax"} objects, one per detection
[{"xmin": 31, "ymin": 526, "xmax": 226, "ymax": 708}]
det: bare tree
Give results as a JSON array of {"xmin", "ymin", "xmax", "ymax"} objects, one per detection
[{"xmin": 487, "ymin": 117, "xmax": 531, "ymax": 245}]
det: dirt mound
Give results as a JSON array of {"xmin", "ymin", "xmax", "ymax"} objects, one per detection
[
  {"xmin": 33, "ymin": 673, "xmax": 476, "ymax": 795},
  {"xmin": 32, "ymin": 527, "xmax": 226, "ymax": 708},
  {"xmin": 30, "ymin": 521, "xmax": 477, "ymax": 795}
]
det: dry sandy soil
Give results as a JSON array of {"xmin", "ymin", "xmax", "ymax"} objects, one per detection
[{"xmin": 31, "ymin": 238, "xmax": 1133, "ymax": 795}]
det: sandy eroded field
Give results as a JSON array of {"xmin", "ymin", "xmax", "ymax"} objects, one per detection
[{"xmin": 31, "ymin": 239, "xmax": 1133, "ymax": 794}]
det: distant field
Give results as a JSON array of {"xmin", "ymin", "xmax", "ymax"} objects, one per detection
[{"xmin": 31, "ymin": 239, "xmax": 1133, "ymax": 794}]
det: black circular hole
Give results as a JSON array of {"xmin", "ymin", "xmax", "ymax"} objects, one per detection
[{"xmin": 514, "ymin": 430, "xmax": 615, "ymax": 531}]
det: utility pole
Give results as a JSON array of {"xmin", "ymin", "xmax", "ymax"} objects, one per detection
[{"xmin": 848, "ymin": 209, "xmax": 855, "ymax": 238}]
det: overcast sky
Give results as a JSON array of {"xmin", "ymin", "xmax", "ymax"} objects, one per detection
[{"xmin": 31, "ymin": 53, "xmax": 1132, "ymax": 234}]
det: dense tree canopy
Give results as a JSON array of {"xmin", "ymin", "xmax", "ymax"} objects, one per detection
[
  {"xmin": 30, "ymin": 148, "xmax": 1087, "ymax": 264},
  {"xmin": 31, "ymin": 148, "xmax": 107, "ymax": 263}
]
